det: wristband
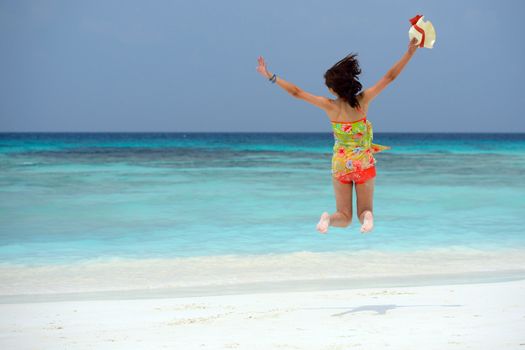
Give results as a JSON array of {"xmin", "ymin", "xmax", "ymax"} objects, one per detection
[{"xmin": 269, "ymin": 74, "xmax": 277, "ymax": 83}]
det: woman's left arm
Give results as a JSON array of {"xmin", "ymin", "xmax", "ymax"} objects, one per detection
[{"xmin": 257, "ymin": 56, "xmax": 336, "ymax": 112}]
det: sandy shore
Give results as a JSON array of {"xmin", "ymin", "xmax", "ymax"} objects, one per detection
[{"xmin": 1, "ymin": 279, "xmax": 524, "ymax": 350}]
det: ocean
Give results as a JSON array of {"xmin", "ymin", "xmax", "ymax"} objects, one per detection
[{"xmin": 1, "ymin": 132, "xmax": 524, "ymax": 297}]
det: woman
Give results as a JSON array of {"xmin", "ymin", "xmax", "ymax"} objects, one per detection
[{"xmin": 256, "ymin": 37, "xmax": 419, "ymax": 234}]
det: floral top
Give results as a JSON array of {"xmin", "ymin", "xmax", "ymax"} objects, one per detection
[{"xmin": 331, "ymin": 114, "xmax": 390, "ymax": 180}]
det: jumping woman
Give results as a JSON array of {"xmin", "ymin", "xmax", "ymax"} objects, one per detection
[{"xmin": 256, "ymin": 37, "xmax": 419, "ymax": 234}]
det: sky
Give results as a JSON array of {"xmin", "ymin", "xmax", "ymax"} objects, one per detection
[{"xmin": 0, "ymin": 0, "xmax": 524, "ymax": 133}]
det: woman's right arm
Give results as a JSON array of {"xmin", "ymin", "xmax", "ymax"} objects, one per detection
[
  {"xmin": 362, "ymin": 38, "xmax": 419, "ymax": 105},
  {"xmin": 386, "ymin": 37, "xmax": 419, "ymax": 80}
]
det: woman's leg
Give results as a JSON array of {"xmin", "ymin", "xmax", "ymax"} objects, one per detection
[
  {"xmin": 355, "ymin": 177, "xmax": 375, "ymax": 233},
  {"xmin": 317, "ymin": 177, "xmax": 353, "ymax": 233}
]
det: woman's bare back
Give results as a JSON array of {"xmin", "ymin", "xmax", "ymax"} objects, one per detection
[{"xmin": 326, "ymin": 93, "xmax": 369, "ymax": 123}]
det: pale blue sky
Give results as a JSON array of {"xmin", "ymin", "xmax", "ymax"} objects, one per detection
[{"xmin": 0, "ymin": 0, "xmax": 523, "ymax": 132}]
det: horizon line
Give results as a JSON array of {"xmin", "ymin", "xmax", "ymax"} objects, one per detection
[{"xmin": 1, "ymin": 131, "xmax": 525, "ymax": 134}]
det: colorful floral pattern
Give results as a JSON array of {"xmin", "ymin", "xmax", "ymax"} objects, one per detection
[{"xmin": 331, "ymin": 118, "xmax": 390, "ymax": 181}]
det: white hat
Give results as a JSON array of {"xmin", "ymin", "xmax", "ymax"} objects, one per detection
[{"xmin": 408, "ymin": 14, "xmax": 436, "ymax": 49}]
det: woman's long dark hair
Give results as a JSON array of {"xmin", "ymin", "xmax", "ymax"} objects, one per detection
[{"xmin": 324, "ymin": 52, "xmax": 362, "ymax": 109}]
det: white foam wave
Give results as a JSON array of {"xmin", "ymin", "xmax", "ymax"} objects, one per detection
[{"xmin": 1, "ymin": 247, "xmax": 524, "ymax": 297}]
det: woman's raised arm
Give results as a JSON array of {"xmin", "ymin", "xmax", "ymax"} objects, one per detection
[
  {"xmin": 386, "ymin": 37, "xmax": 419, "ymax": 80},
  {"xmin": 256, "ymin": 56, "xmax": 301, "ymax": 96},
  {"xmin": 363, "ymin": 38, "xmax": 419, "ymax": 105},
  {"xmin": 256, "ymin": 56, "xmax": 335, "ymax": 112}
]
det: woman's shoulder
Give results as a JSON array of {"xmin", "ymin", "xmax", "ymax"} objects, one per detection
[{"xmin": 356, "ymin": 93, "xmax": 369, "ymax": 114}]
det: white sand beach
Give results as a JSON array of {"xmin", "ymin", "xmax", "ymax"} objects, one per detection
[{"xmin": 1, "ymin": 278, "xmax": 524, "ymax": 350}]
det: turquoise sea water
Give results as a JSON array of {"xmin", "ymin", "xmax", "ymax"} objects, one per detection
[{"xmin": 1, "ymin": 132, "xmax": 524, "ymax": 268}]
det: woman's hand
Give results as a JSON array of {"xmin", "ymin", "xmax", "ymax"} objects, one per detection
[
  {"xmin": 256, "ymin": 56, "xmax": 272, "ymax": 79},
  {"xmin": 408, "ymin": 37, "xmax": 419, "ymax": 54}
]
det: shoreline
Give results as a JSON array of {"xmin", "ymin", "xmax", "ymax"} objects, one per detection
[
  {"xmin": 2, "ymin": 249, "xmax": 524, "ymax": 348},
  {"xmin": 1, "ymin": 269, "xmax": 524, "ymax": 304},
  {"xmin": 2, "ymin": 248, "xmax": 525, "ymax": 303}
]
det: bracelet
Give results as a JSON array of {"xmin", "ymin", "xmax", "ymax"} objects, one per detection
[{"xmin": 269, "ymin": 73, "xmax": 277, "ymax": 83}]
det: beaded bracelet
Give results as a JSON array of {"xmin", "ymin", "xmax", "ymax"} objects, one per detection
[{"xmin": 269, "ymin": 73, "xmax": 277, "ymax": 83}]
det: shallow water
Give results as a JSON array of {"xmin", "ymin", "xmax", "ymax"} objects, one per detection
[
  {"xmin": 1, "ymin": 132, "xmax": 525, "ymax": 265},
  {"xmin": 0, "ymin": 132, "xmax": 524, "ymax": 293}
]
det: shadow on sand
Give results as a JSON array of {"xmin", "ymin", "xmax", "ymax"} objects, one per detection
[{"xmin": 302, "ymin": 304, "xmax": 462, "ymax": 316}]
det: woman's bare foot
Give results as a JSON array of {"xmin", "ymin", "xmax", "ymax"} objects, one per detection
[
  {"xmin": 316, "ymin": 212, "xmax": 330, "ymax": 234},
  {"xmin": 360, "ymin": 210, "xmax": 374, "ymax": 233}
]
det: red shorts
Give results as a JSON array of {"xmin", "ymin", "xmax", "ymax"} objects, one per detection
[{"xmin": 335, "ymin": 166, "xmax": 376, "ymax": 185}]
